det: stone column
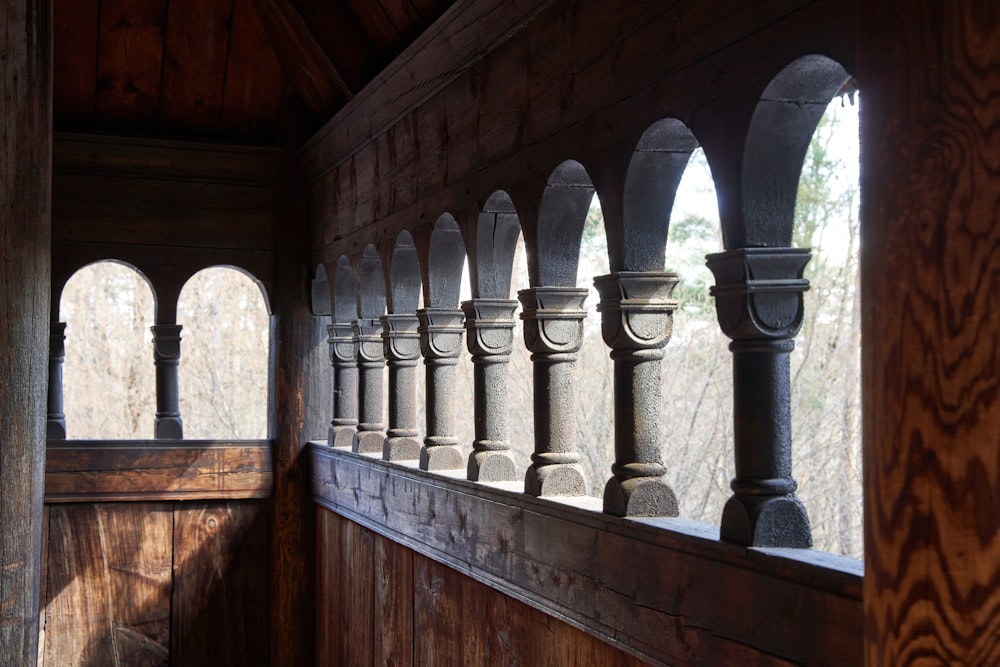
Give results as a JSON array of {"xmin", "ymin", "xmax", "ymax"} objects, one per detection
[
  {"xmin": 327, "ymin": 322, "xmax": 358, "ymax": 448},
  {"xmin": 417, "ymin": 308, "xmax": 465, "ymax": 470},
  {"xmin": 381, "ymin": 314, "xmax": 422, "ymax": 461},
  {"xmin": 47, "ymin": 322, "xmax": 68, "ymax": 440},
  {"xmin": 152, "ymin": 324, "xmax": 183, "ymax": 439},
  {"xmin": 518, "ymin": 287, "xmax": 589, "ymax": 496},
  {"xmin": 352, "ymin": 318, "xmax": 386, "ymax": 453},
  {"xmin": 462, "ymin": 299, "xmax": 519, "ymax": 482},
  {"xmin": 595, "ymin": 272, "xmax": 679, "ymax": 517},
  {"xmin": 707, "ymin": 247, "xmax": 812, "ymax": 547}
]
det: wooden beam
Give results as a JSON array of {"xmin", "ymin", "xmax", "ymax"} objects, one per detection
[
  {"xmin": 310, "ymin": 445, "xmax": 863, "ymax": 667},
  {"xmin": 249, "ymin": 0, "xmax": 352, "ymax": 118},
  {"xmin": 0, "ymin": 0, "xmax": 52, "ymax": 662},
  {"xmin": 44, "ymin": 440, "xmax": 274, "ymax": 502}
]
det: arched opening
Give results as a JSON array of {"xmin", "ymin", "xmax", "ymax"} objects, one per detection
[
  {"xmin": 177, "ymin": 266, "xmax": 270, "ymax": 439},
  {"xmin": 60, "ymin": 261, "xmax": 156, "ymax": 438}
]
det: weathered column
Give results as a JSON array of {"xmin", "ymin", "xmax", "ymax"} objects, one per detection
[
  {"xmin": 47, "ymin": 322, "xmax": 68, "ymax": 440},
  {"xmin": 595, "ymin": 272, "xmax": 679, "ymax": 516},
  {"xmin": 417, "ymin": 307, "xmax": 465, "ymax": 470},
  {"xmin": 707, "ymin": 247, "xmax": 812, "ymax": 547},
  {"xmin": 519, "ymin": 287, "xmax": 589, "ymax": 496},
  {"xmin": 381, "ymin": 314, "xmax": 422, "ymax": 461},
  {"xmin": 327, "ymin": 322, "xmax": 358, "ymax": 448},
  {"xmin": 152, "ymin": 324, "xmax": 183, "ymax": 439},
  {"xmin": 462, "ymin": 299, "xmax": 519, "ymax": 482},
  {"xmin": 352, "ymin": 318, "xmax": 386, "ymax": 453}
]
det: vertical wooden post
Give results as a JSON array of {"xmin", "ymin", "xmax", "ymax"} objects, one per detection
[
  {"xmin": 707, "ymin": 248, "xmax": 812, "ymax": 547},
  {"xmin": 595, "ymin": 272, "xmax": 679, "ymax": 517},
  {"xmin": 462, "ymin": 299, "xmax": 519, "ymax": 482},
  {"xmin": 352, "ymin": 317, "xmax": 386, "ymax": 453},
  {"xmin": 152, "ymin": 324, "xmax": 183, "ymax": 438},
  {"xmin": 519, "ymin": 287, "xmax": 589, "ymax": 496},
  {"xmin": 381, "ymin": 314, "xmax": 421, "ymax": 460},
  {"xmin": 0, "ymin": 0, "xmax": 51, "ymax": 662},
  {"xmin": 417, "ymin": 307, "xmax": 465, "ymax": 470},
  {"xmin": 859, "ymin": 2, "xmax": 1000, "ymax": 663},
  {"xmin": 47, "ymin": 322, "xmax": 67, "ymax": 439}
]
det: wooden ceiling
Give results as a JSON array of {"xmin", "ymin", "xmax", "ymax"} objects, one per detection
[{"xmin": 53, "ymin": 0, "xmax": 454, "ymax": 143}]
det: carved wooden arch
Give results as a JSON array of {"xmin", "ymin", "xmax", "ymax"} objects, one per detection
[
  {"xmin": 421, "ymin": 213, "xmax": 467, "ymax": 308},
  {"xmin": 469, "ymin": 190, "xmax": 522, "ymax": 300},
  {"xmin": 388, "ymin": 230, "xmax": 422, "ymax": 314},
  {"xmin": 533, "ymin": 160, "xmax": 597, "ymax": 287},
  {"xmin": 621, "ymin": 118, "xmax": 701, "ymax": 271},
  {"xmin": 358, "ymin": 244, "xmax": 387, "ymax": 319},
  {"xmin": 741, "ymin": 54, "xmax": 853, "ymax": 247},
  {"xmin": 332, "ymin": 254, "xmax": 358, "ymax": 322},
  {"xmin": 58, "ymin": 259, "xmax": 158, "ymax": 322}
]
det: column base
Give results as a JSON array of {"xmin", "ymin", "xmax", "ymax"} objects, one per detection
[
  {"xmin": 524, "ymin": 463, "xmax": 587, "ymax": 497},
  {"xmin": 353, "ymin": 430, "xmax": 385, "ymax": 454},
  {"xmin": 420, "ymin": 444, "xmax": 464, "ymax": 471},
  {"xmin": 329, "ymin": 424, "xmax": 356, "ymax": 449},
  {"xmin": 720, "ymin": 494, "xmax": 812, "ymax": 547},
  {"xmin": 383, "ymin": 436, "xmax": 421, "ymax": 461},
  {"xmin": 603, "ymin": 476, "xmax": 678, "ymax": 518},
  {"xmin": 467, "ymin": 450, "xmax": 517, "ymax": 482},
  {"xmin": 46, "ymin": 419, "xmax": 66, "ymax": 440},
  {"xmin": 155, "ymin": 417, "xmax": 183, "ymax": 439}
]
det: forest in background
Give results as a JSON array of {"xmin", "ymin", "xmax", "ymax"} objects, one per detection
[{"xmin": 60, "ymin": 97, "xmax": 861, "ymax": 558}]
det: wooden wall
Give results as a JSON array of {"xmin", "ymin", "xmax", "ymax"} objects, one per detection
[
  {"xmin": 40, "ymin": 500, "xmax": 271, "ymax": 666},
  {"xmin": 316, "ymin": 507, "xmax": 650, "ymax": 666}
]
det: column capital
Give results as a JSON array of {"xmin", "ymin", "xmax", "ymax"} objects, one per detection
[
  {"xmin": 380, "ymin": 314, "xmax": 421, "ymax": 363},
  {"xmin": 151, "ymin": 323, "xmax": 183, "ymax": 362},
  {"xmin": 594, "ymin": 272, "xmax": 678, "ymax": 353},
  {"xmin": 353, "ymin": 317, "xmax": 385, "ymax": 364},
  {"xmin": 461, "ymin": 298, "xmax": 517, "ymax": 357},
  {"xmin": 417, "ymin": 307, "xmax": 465, "ymax": 360},
  {"xmin": 706, "ymin": 247, "xmax": 810, "ymax": 341},
  {"xmin": 327, "ymin": 321, "xmax": 357, "ymax": 365},
  {"xmin": 518, "ymin": 287, "xmax": 588, "ymax": 356}
]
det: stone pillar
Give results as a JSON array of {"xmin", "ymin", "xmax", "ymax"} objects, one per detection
[
  {"xmin": 417, "ymin": 308, "xmax": 465, "ymax": 470},
  {"xmin": 462, "ymin": 299, "xmax": 519, "ymax": 482},
  {"xmin": 327, "ymin": 322, "xmax": 358, "ymax": 448},
  {"xmin": 152, "ymin": 324, "xmax": 183, "ymax": 439},
  {"xmin": 381, "ymin": 314, "xmax": 422, "ymax": 461},
  {"xmin": 47, "ymin": 322, "xmax": 68, "ymax": 440},
  {"xmin": 518, "ymin": 287, "xmax": 589, "ymax": 496},
  {"xmin": 707, "ymin": 247, "xmax": 812, "ymax": 547},
  {"xmin": 352, "ymin": 318, "xmax": 386, "ymax": 453},
  {"xmin": 595, "ymin": 272, "xmax": 679, "ymax": 517}
]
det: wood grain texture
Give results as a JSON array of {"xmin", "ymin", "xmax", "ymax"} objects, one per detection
[
  {"xmin": 53, "ymin": 0, "xmax": 100, "ymax": 126},
  {"xmin": 341, "ymin": 518, "xmax": 376, "ymax": 665},
  {"xmin": 374, "ymin": 534, "xmax": 414, "ymax": 666},
  {"xmin": 311, "ymin": 447, "xmax": 862, "ymax": 666},
  {"xmin": 315, "ymin": 508, "xmax": 343, "ymax": 667},
  {"xmin": 859, "ymin": 2, "xmax": 1000, "ymax": 665},
  {"xmin": 44, "ymin": 440, "xmax": 274, "ymax": 502},
  {"xmin": 0, "ymin": 0, "xmax": 52, "ymax": 661},
  {"xmin": 42, "ymin": 503, "xmax": 173, "ymax": 666},
  {"xmin": 170, "ymin": 501, "xmax": 271, "ymax": 666}
]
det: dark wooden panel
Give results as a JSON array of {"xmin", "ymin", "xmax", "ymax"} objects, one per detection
[
  {"xmin": 341, "ymin": 518, "xmax": 375, "ymax": 665},
  {"xmin": 53, "ymin": 0, "xmax": 100, "ymax": 126},
  {"xmin": 95, "ymin": 0, "xmax": 168, "ymax": 127},
  {"xmin": 294, "ymin": 0, "xmax": 381, "ymax": 93},
  {"xmin": 160, "ymin": 0, "xmax": 234, "ymax": 132},
  {"xmin": 311, "ymin": 447, "xmax": 862, "ymax": 666},
  {"xmin": 45, "ymin": 440, "xmax": 273, "ymax": 502},
  {"xmin": 220, "ymin": 0, "xmax": 290, "ymax": 139},
  {"xmin": 413, "ymin": 553, "xmax": 465, "ymax": 664},
  {"xmin": 52, "ymin": 172, "xmax": 276, "ymax": 250},
  {"xmin": 316, "ymin": 509, "xmax": 343, "ymax": 667},
  {"xmin": 53, "ymin": 133, "xmax": 283, "ymax": 185},
  {"xmin": 374, "ymin": 533, "xmax": 414, "ymax": 666},
  {"xmin": 0, "ymin": 2, "xmax": 52, "ymax": 661},
  {"xmin": 859, "ymin": 1, "xmax": 1000, "ymax": 665},
  {"xmin": 170, "ymin": 501, "xmax": 271, "ymax": 666},
  {"xmin": 42, "ymin": 503, "xmax": 173, "ymax": 665}
]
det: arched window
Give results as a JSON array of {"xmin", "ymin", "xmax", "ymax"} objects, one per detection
[
  {"xmin": 177, "ymin": 266, "xmax": 270, "ymax": 439},
  {"xmin": 61, "ymin": 261, "xmax": 156, "ymax": 438}
]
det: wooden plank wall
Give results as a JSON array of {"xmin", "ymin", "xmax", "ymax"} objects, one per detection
[
  {"xmin": 40, "ymin": 500, "xmax": 271, "ymax": 666},
  {"xmin": 317, "ymin": 508, "xmax": 650, "ymax": 666}
]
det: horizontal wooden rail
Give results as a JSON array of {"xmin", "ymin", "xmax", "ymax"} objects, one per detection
[
  {"xmin": 311, "ymin": 443, "xmax": 862, "ymax": 667},
  {"xmin": 45, "ymin": 439, "xmax": 273, "ymax": 502}
]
